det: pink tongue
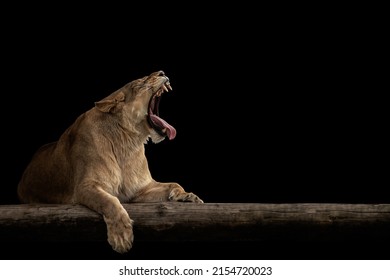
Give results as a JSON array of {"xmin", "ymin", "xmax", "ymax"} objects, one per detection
[{"xmin": 149, "ymin": 114, "xmax": 177, "ymax": 140}]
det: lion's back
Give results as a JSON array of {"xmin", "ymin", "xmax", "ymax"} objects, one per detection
[{"xmin": 17, "ymin": 140, "xmax": 74, "ymax": 203}]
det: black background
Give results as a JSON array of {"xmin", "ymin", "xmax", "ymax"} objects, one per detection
[{"xmin": 0, "ymin": 5, "xmax": 387, "ymax": 260}]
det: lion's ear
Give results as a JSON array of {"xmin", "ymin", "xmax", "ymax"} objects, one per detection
[{"xmin": 95, "ymin": 91, "xmax": 125, "ymax": 113}]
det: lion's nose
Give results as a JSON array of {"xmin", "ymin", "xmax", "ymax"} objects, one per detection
[{"xmin": 157, "ymin": 71, "xmax": 169, "ymax": 82}]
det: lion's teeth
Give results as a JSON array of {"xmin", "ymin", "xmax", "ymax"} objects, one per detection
[
  {"xmin": 162, "ymin": 85, "xmax": 168, "ymax": 92},
  {"xmin": 166, "ymin": 84, "xmax": 172, "ymax": 91}
]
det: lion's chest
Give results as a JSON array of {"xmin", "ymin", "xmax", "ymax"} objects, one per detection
[{"xmin": 114, "ymin": 149, "xmax": 153, "ymax": 202}]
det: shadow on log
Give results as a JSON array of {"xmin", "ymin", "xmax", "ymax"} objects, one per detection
[{"xmin": 1, "ymin": 203, "xmax": 390, "ymax": 243}]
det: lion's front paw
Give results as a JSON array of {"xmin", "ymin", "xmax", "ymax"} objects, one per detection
[
  {"xmin": 169, "ymin": 191, "xmax": 204, "ymax": 203},
  {"xmin": 104, "ymin": 215, "xmax": 134, "ymax": 254}
]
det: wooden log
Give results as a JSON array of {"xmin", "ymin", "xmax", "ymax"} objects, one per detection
[{"xmin": 0, "ymin": 203, "xmax": 390, "ymax": 242}]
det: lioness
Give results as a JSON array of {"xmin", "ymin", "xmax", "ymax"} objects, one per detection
[{"xmin": 17, "ymin": 70, "xmax": 203, "ymax": 253}]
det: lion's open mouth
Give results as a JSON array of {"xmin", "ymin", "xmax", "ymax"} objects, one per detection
[{"xmin": 147, "ymin": 82, "xmax": 177, "ymax": 140}]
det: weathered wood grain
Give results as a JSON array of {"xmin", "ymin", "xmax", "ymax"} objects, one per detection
[{"xmin": 1, "ymin": 203, "xmax": 389, "ymax": 242}]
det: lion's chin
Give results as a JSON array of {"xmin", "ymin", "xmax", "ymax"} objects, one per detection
[{"xmin": 149, "ymin": 129, "xmax": 166, "ymax": 144}]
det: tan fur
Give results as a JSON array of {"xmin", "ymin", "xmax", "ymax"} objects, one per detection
[{"xmin": 17, "ymin": 70, "xmax": 203, "ymax": 253}]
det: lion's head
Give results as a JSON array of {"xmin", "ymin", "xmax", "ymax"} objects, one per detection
[{"xmin": 94, "ymin": 70, "xmax": 176, "ymax": 143}]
